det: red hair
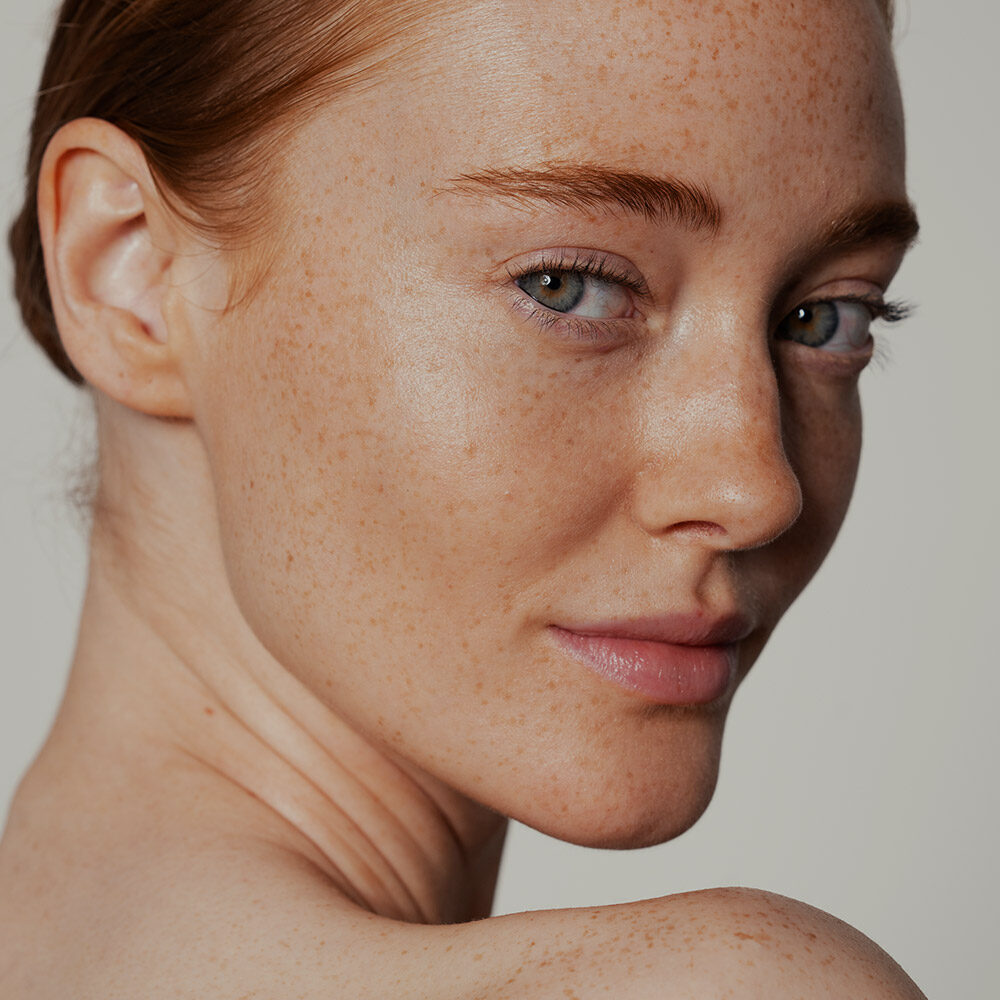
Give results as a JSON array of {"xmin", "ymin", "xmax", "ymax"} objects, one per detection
[{"xmin": 8, "ymin": 0, "xmax": 440, "ymax": 383}]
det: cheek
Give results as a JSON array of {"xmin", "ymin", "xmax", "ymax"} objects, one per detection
[
  {"xmin": 789, "ymin": 372, "xmax": 863, "ymax": 524},
  {"xmin": 187, "ymin": 259, "xmax": 757, "ymax": 844},
  {"xmin": 193, "ymin": 254, "xmax": 635, "ymax": 719},
  {"xmin": 771, "ymin": 361, "xmax": 864, "ymax": 596}
]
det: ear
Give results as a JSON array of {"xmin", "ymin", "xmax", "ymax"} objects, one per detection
[{"xmin": 38, "ymin": 118, "xmax": 198, "ymax": 418}]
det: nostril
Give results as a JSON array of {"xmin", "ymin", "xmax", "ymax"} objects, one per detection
[{"xmin": 668, "ymin": 520, "xmax": 728, "ymax": 539}]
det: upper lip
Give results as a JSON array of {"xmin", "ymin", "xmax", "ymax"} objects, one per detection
[{"xmin": 551, "ymin": 612, "xmax": 754, "ymax": 646}]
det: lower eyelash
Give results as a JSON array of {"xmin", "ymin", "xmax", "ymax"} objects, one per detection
[
  {"xmin": 507, "ymin": 290, "xmax": 631, "ymax": 346},
  {"xmin": 871, "ymin": 335, "xmax": 894, "ymax": 370},
  {"xmin": 503, "ymin": 251, "xmax": 648, "ymax": 346}
]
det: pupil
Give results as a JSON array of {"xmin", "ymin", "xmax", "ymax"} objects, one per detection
[
  {"xmin": 541, "ymin": 273, "xmax": 562, "ymax": 291},
  {"xmin": 798, "ymin": 306, "xmax": 813, "ymax": 323}
]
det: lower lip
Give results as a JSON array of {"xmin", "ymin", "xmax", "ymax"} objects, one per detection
[{"xmin": 550, "ymin": 627, "xmax": 737, "ymax": 705}]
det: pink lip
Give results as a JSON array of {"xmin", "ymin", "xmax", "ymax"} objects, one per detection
[{"xmin": 549, "ymin": 614, "xmax": 752, "ymax": 705}]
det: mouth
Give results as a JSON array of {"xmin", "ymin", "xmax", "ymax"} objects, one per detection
[{"xmin": 548, "ymin": 613, "xmax": 753, "ymax": 706}]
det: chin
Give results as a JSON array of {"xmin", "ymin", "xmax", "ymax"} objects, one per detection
[
  {"xmin": 564, "ymin": 783, "xmax": 718, "ymax": 851},
  {"xmin": 523, "ymin": 783, "xmax": 720, "ymax": 851},
  {"xmin": 500, "ymin": 716, "xmax": 726, "ymax": 850}
]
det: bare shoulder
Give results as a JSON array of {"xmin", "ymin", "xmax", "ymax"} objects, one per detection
[
  {"xmin": 2, "ymin": 799, "xmax": 926, "ymax": 1000},
  {"xmin": 38, "ymin": 856, "xmax": 925, "ymax": 1000},
  {"xmin": 450, "ymin": 887, "xmax": 928, "ymax": 1000}
]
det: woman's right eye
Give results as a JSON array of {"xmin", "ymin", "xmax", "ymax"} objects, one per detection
[{"xmin": 514, "ymin": 267, "xmax": 634, "ymax": 320}]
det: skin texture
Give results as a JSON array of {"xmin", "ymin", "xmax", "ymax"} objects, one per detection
[{"xmin": 0, "ymin": 0, "xmax": 925, "ymax": 996}]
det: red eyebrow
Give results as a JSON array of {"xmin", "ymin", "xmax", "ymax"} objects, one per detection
[
  {"xmin": 439, "ymin": 162, "xmax": 723, "ymax": 233},
  {"xmin": 817, "ymin": 201, "xmax": 920, "ymax": 255},
  {"xmin": 439, "ymin": 162, "xmax": 919, "ymax": 259}
]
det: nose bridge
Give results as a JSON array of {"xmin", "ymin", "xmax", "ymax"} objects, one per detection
[{"xmin": 633, "ymin": 328, "xmax": 803, "ymax": 550}]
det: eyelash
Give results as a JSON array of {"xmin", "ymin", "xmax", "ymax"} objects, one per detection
[
  {"xmin": 504, "ymin": 251, "xmax": 649, "ymax": 344},
  {"xmin": 506, "ymin": 250, "xmax": 649, "ymax": 296},
  {"xmin": 505, "ymin": 253, "xmax": 912, "ymax": 345},
  {"xmin": 786, "ymin": 294, "xmax": 912, "ymax": 326}
]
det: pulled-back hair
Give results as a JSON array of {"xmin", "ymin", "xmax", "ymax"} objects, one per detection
[
  {"xmin": 9, "ymin": 0, "xmax": 895, "ymax": 385},
  {"xmin": 8, "ymin": 0, "xmax": 441, "ymax": 383}
]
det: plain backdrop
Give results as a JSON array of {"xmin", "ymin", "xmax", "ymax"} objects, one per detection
[{"xmin": 1, "ymin": 2, "xmax": 996, "ymax": 997}]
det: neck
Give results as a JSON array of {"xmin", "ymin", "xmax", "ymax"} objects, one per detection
[{"xmin": 57, "ymin": 399, "xmax": 507, "ymax": 925}]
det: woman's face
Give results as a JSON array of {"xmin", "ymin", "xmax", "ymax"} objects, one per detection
[{"xmin": 185, "ymin": 0, "xmax": 911, "ymax": 846}]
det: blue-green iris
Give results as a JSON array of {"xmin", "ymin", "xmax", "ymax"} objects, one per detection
[
  {"xmin": 777, "ymin": 302, "xmax": 839, "ymax": 346},
  {"xmin": 516, "ymin": 270, "xmax": 585, "ymax": 313}
]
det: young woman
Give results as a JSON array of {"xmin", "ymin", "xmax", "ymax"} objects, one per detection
[{"xmin": 0, "ymin": 0, "xmax": 927, "ymax": 995}]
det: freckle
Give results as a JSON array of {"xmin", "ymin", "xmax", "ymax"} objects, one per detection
[{"xmin": 203, "ymin": 706, "xmax": 215, "ymax": 716}]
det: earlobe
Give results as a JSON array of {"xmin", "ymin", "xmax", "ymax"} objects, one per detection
[{"xmin": 38, "ymin": 118, "xmax": 194, "ymax": 418}]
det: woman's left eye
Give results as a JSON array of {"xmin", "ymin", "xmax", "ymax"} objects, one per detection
[
  {"xmin": 775, "ymin": 299, "xmax": 875, "ymax": 352},
  {"xmin": 514, "ymin": 268, "xmax": 633, "ymax": 319}
]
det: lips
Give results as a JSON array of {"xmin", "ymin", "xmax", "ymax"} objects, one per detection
[{"xmin": 549, "ymin": 613, "xmax": 752, "ymax": 705}]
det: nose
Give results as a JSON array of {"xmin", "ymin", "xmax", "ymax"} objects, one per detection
[{"xmin": 630, "ymin": 334, "xmax": 803, "ymax": 552}]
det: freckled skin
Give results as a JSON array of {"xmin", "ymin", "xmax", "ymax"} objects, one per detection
[
  {"xmin": 193, "ymin": 0, "xmax": 903, "ymax": 847},
  {"xmin": 0, "ymin": 0, "xmax": 925, "ymax": 997}
]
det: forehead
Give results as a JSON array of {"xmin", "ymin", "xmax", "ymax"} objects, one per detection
[
  {"xmin": 280, "ymin": 0, "xmax": 905, "ymax": 247},
  {"xmin": 443, "ymin": 4, "xmax": 883, "ymax": 160}
]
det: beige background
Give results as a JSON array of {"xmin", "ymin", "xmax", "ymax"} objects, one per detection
[{"xmin": 1, "ymin": 2, "xmax": 996, "ymax": 997}]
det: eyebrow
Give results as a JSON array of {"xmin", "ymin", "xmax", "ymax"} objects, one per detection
[
  {"xmin": 818, "ymin": 200, "xmax": 920, "ymax": 255},
  {"xmin": 438, "ymin": 161, "xmax": 920, "ymax": 257},
  {"xmin": 438, "ymin": 162, "xmax": 723, "ymax": 233}
]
